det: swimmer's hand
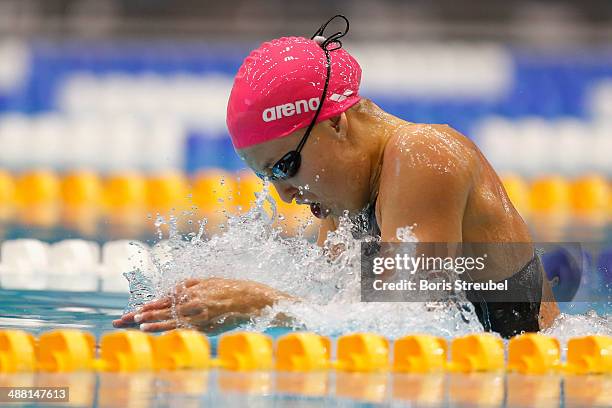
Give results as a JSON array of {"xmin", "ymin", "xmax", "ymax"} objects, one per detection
[{"xmin": 112, "ymin": 277, "xmax": 294, "ymax": 332}]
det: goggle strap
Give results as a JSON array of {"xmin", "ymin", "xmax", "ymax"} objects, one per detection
[{"xmin": 296, "ymin": 50, "xmax": 332, "ymax": 153}]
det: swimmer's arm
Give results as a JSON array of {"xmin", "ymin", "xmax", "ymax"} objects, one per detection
[
  {"xmin": 368, "ymin": 131, "xmax": 470, "ymax": 283},
  {"xmin": 113, "ymin": 277, "xmax": 298, "ymax": 331},
  {"xmin": 377, "ymin": 126, "xmax": 471, "ymax": 244}
]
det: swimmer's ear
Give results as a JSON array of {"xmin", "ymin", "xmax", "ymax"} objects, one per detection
[{"xmin": 329, "ymin": 113, "xmax": 348, "ymax": 139}]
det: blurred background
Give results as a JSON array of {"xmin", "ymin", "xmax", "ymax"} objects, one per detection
[{"xmin": 0, "ymin": 0, "xmax": 611, "ymax": 244}]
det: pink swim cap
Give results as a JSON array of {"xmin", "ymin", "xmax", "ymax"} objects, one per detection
[{"xmin": 226, "ymin": 36, "xmax": 362, "ymax": 149}]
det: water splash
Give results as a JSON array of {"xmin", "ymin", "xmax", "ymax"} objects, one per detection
[
  {"xmin": 123, "ymin": 182, "xmax": 484, "ymax": 338},
  {"xmin": 396, "ymin": 224, "xmax": 418, "ymax": 242},
  {"xmin": 124, "ymin": 269, "xmax": 156, "ymax": 312},
  {"xmin": 541, "ymin": 310, "xmax": 611, "ymax": 344},
  {"xmin": 122, "ymin": 181, "xmax": 606, "ymax": 340}
]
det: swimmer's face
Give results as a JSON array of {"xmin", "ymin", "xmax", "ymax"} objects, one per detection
[{"xmin": 238, "ymin": 113, "xmax": 372, "ymax": 218}]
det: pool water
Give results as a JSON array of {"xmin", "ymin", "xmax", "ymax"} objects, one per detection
[
  {"xmin": 1, "ymin": 288, "xmax": 608, "ymax": 341},
  {"xmin": 0, "ymin": 288, "xmax": 296, "ymax": 352},
  {"xmin": 0, "ymin": 289, "xmax": 126, "ymax": 336}
]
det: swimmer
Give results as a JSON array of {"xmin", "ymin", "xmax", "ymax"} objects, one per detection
[{"xmin": 114, "ymin": 15, "xmax": 559, "ymax": 338}]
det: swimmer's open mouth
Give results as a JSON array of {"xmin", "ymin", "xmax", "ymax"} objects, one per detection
[{"xmin": 294, "ymin": 197, "xmax": 330, "ymax": 218}]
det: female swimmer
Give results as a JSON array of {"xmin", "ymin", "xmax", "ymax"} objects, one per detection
[{"xmin": 114, "ymin": 16, "xmax": 559, "ymax": 338}]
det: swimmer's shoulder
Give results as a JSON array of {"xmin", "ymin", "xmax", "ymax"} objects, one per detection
[
  {"xmin": 375, "ymin": 123, "xmax": 476, "ymax": 241},
  {"xmin": 382, "ymin": 122, "xmax": 478, "ymax": 179}
]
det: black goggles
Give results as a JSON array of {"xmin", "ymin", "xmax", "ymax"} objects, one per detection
[{"xmin": 256, "ymin": 15, "xmax": 349, "ymax": 182}]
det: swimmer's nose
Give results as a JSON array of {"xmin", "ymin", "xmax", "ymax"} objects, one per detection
[{"xmin": 272, "ymin": 181, "xmax": 298, "ymax": 204}]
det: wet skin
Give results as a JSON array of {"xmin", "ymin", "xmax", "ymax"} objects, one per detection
[{"xmin": 114, "ymin": 99, "xmax": 559, "ymax": 332}]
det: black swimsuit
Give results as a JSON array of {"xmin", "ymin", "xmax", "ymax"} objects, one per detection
[
  {"xmin": 357, "ymin": 197, "xmax": 543, "ymax": 339},
  {"xmin": 466, "ymin": 256, "xmax": 542, "ymax": 338}
]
